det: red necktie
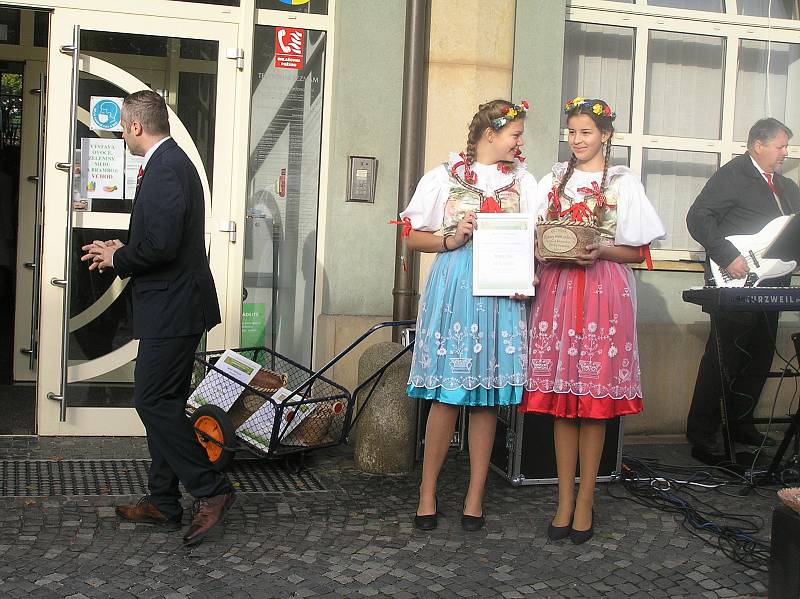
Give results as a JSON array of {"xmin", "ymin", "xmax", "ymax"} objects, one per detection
[
  {"xmin": 136, "ymin": 165, "xmax": 143, "ymax": 194},
  {"xmin": 765, "ymin": 172, "xmax": 779, "ymax": 197}
]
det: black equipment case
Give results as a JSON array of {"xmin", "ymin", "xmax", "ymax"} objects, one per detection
[{"xmin": 490, "ymin": 406, "xmax": 623, "ymax": 485}]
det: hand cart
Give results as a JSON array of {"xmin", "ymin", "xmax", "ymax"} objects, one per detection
[{"xmin": 186, "ymin": 320, "xmax": 415, "ymax": 472}]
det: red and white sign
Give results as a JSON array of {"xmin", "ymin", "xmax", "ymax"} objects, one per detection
[{"xmin": 275, "ymin": 27, "xmax": 304, "ymax": 69}]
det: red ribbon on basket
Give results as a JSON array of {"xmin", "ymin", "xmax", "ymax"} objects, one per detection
[
  {"xmin": 639, "ymin": 244, "xmax": 653, "ymax": 270},
  {"xmin": 560, "ymin": 202, "xmax": 593, "ymax": 223},
  {"xmin": 389, "ymin": 216, "xmax": 413, "ymax": 238}
]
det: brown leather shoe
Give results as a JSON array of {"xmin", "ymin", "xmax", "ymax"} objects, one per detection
[
  {"xmin": 115, "ymin": 496, "xmax": 182, "ymax": 526},
  {"xmin": 182, "ymin": 491, "xmax": 235, "ymax": 546}
]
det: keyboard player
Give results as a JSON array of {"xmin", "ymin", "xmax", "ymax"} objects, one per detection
[{"xmin": 685, "ymin": 118, "xmax": 800, "ymax": 464}]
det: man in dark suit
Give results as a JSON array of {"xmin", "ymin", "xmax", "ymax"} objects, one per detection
[
  {"xmin": 82, "ymin": 90, "xmax": 234, "ymax": 546},
  {"xmin": 686, "ymin": 118, "xmax": 800, "ymax": 462}
]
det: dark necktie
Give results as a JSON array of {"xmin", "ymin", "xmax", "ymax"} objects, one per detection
[{"xmin": 135, "ymin": 165, "xmax": 143, "ymax": 195}]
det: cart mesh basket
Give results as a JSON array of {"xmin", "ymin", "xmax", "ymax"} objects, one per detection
[{"xmin": 189, "ymin": 346, "xmax": 351, "ymax": 456}]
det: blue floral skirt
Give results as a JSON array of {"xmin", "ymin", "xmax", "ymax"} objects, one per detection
[{"xmin": 406, "ymin": 241, "xmax": 527, "ymax": 407}]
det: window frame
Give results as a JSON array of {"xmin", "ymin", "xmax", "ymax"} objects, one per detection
[{"xmin": 566, "ymin": 0, "xmax": 800, "ymax": 263}]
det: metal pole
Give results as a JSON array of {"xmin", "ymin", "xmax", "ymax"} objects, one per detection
[{"xmin": 391, "ymin": 0, "xmax": 427, "ymax": 342}]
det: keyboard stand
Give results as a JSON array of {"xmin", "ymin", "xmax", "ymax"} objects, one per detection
[
  {"xmin": 763, "ymin": 332, "xmax": 800, "ymax": 480},
  {"xmin": 713, "ymin": 324, "xmax": 799, "ymax": 470}
]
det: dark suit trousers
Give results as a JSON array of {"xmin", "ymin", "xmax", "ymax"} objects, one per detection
[
  {"xmin": 687, "ymin": 310, "xmax": 778, "ymax": 444},
  {"xmin": 135, "ymin": 334, "xmax": 231, "ymax": 517}
]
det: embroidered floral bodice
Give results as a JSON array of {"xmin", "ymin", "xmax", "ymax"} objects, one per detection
[
  {"xmin": 546, "ymin": 164, "xmax": 625, "ymax": 239},
  {"xmin": 440, "ymin": 165, "xmax": 522, "ymax": 236}
]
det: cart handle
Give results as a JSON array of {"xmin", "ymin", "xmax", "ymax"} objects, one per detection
[{"xmin": 290, "ymin": 320, "xmax": 415, "ymax": 397}]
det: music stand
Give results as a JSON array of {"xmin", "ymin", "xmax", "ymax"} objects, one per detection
[{"xmin": 763, "ymin": 213, "xmax": 800, "ymax": 262}]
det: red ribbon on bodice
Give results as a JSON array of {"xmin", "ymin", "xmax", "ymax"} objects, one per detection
[
  {"xmin": 480, "ymin": 196, "xmax": 502, "ymax": 213},
  {"xmin": 547, "ymin": 187, "xmax": 561, "ymax": 219},
  {"xmin": 576, "ymin": 180, "xmax": 609, "ymax": 208}
]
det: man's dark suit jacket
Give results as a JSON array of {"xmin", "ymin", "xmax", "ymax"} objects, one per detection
[
  {"xmin": 686, "ymin": 152, "xmax": 800, "ymax": 271},
  {"xmin": 114, "ymin": 138, "xmax": 221, "ymax": 340}
]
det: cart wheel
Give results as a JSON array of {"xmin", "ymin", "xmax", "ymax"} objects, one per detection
[{"xmin": 191, "ymin": 405, "xmax": 236, "ymax": 471}]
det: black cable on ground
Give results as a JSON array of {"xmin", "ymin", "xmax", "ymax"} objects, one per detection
[{"xmin": 609, "ymin": 455, "xmax": 772, "ymax": 571}]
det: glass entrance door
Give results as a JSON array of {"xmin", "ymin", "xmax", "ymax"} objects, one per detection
[{"xmin": 37, "ymin": 8, "xmax": 240, "ymax": 435}]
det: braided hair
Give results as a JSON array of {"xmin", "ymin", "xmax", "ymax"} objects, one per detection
[
  {"xmin": 464, "ymin": 100, "xmax": 524, "ymax": 167},
  {"xmin": 558, "ymin": 97, "xmax": 616, "ymax": 203}
]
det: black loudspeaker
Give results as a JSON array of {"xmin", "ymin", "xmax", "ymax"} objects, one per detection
[
  {"xmin": 490, "ymin": 407, "xmax": 623, "ymax": 485},
  {"xmin": 769, "ymin": 505, "xmax": 800, "ymax": 599}
]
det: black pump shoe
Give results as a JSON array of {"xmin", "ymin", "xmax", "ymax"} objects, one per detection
[
  {"xmin": 414, "ymin": 495, "xmax": 439, "ymax": 531},
  {"xmin": 547, "ymin": 517, "xmax": 573, "ymax": 541},
  {"xmin": 460, "ymin": 512, "xmax": 485, "ymax": 531},
  {"xmin": 461, "ymin": 502, "xmax": 485, "ymax": 531},
  {"xmin": 569, "ymin": 510, "xmax": 595, "ymax": 545}
]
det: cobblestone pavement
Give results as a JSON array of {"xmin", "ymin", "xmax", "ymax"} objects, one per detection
[{"xmin": 0, "ymin": 437, "xmax": 775, "ymax": 598}]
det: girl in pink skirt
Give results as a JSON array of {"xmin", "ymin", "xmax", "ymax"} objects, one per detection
[{"xmin": 521, "ymin": 97, "xmax": 665, "ymax": 544}]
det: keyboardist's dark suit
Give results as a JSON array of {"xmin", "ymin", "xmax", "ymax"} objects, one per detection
[{"xmin": 686, "ymin": 153, "xmax": 800, "ymax": 450}]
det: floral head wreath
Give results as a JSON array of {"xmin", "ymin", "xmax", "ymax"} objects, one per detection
[
  {"xmin": 490, "ymin": 100, "xmax": 530, "ymax": 130},
  {"xmin": 564, "ymin": 96, "xmax": 616, "ymax": 120}
]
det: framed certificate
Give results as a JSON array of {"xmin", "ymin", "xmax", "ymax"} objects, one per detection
[{"xmin": 472, "ymin": 213, "xmax": 536, "ymax": 296}]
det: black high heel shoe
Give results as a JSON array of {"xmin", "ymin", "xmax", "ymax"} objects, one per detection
[
  {"xmin": 414, "ymin": 495, "xmax": 439, "ymax": 531},
  {"xmin": 569, "ymin": 509, "xmax": 594, "ymax": 545},
  {"xmin": 460, "ymin": 502, "xmax": 485, "ymax": 532},
  {"xmin": 547, "ymin": 516, "xmax": 573, "ymax": 541}
]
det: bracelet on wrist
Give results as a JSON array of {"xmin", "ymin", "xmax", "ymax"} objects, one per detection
[{"xmin": 442, "ymin": 235, "xmax": 452, "ymax": 252}]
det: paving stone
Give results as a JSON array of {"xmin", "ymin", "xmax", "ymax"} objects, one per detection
[{"xmin": 0, "ymin": 438, "xmax": 774, "ymax": 598}]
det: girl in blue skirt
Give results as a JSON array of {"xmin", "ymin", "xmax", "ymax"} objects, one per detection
[{"xmin": 399, "ymin": 100, "xmax": 539, "ymax": 530}]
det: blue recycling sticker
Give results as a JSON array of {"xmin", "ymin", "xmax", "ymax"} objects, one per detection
[{"xmin": 91, "ymin": 99, "xmax": 121, "ymax": 130}]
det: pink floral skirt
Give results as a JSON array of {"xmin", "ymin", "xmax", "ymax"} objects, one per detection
[{"xmin": 520, "ymin": 260, "xmax": 643, "ymax": 420}]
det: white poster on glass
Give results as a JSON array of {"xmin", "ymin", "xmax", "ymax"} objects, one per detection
[{"xmin": 81, "ymin": 138, "xmax": 125, "ymax": 200}]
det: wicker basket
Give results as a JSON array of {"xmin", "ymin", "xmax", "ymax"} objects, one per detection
[
  {"xmin": 538, "ymin": 221, "xmax": 599, "ymax": 262},
  {"xmin": 778, "ymin": 487, "xmax": 800, "ymax": 513}
]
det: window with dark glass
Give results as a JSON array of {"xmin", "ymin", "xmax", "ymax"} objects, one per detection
[
  {"xmin": 33, "ymin": 10, "xmax": 49, "ymax": 48},
  {"xmin": 0, "ymin": 9, "xmax": 21, "ymax": 46}
]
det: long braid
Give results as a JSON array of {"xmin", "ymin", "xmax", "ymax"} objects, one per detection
[
  {"xmin": 600, "ymin": 131, "xmax": 613, "ymax": 192},
  {"xmin": 465, "ymin": 125, "xmax": 480, "ymax": 168},
  {"xmin": 556, "ymin": 153, "xmax": 578, "ymax": 203}
]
